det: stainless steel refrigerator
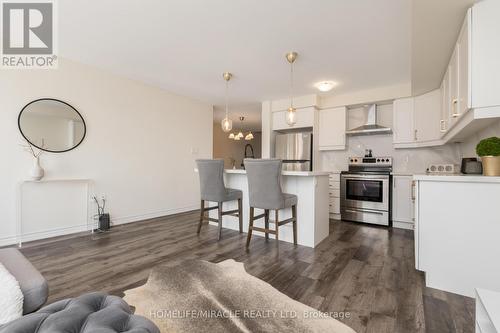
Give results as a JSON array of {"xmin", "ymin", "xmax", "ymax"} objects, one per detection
[{"xmin": 274, "ymin": 132, "xmax": 313, "ymax": 171}]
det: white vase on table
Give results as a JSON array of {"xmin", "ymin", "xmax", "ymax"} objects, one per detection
[{"xmin": 30, "ymin": 156, "xmax": 44, "ymax": 181}]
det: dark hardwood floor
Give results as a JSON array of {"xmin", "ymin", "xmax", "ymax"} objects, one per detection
[{"xmin": 16, "ymin": 211, "xmax": 474, "ymax": 333}]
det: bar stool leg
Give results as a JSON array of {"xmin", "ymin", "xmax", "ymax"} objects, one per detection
[
  {"xmin": 218, "ymin": 202, "xmax": 223, "ymax": 240},
  {"xmin": 246, "ymin": 207, "xmax": 254, "ymax": 247},
  {"xmin": 197, "ymin": 200, "xmax": 205, "ymax": 234},
  {"xmin": 237, "ymin": 198, "xmax": 243, "ymax": 233},
  {"xmin": 264, "ymin": 209, "xmax": 269, "ymax": 240},
  {"xmin": 275, "ymin": 210, "xmax": 279, "ymax": 242},
  {"xmin": 292, "ymin": 205, "xmax": 297, "ymax": 245}
]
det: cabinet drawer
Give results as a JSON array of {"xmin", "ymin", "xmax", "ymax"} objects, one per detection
[
  {"xmin": 329, "ymin": 198, "xmax": 340, "ymax": 214},
  {"xmin": 329, "ymin": 173, "xmax": 340, "ymax": 182},
  {"xmin": 329, "ymin": 181, "xmax": 340, "ymax": 190},
  {"xmin": 329, "ymin": 189, "xmax": 340, "ymax": 198}
]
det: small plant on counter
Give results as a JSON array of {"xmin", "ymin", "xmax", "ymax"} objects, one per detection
[
  {"xmin": 476, "ymin": 137, "xmax": 500, "ymax": 176},
  {"xmin": 476, "ymin": 137, "xmax": 500, "ymax": 156}
]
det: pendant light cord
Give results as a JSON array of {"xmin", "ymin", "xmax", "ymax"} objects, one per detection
[
  {"xmin": 289, "ymin": 61, "xmax": 294, "ymax": 109},
  {"xmin": 225, "ymin": 79, "xmax": 229, "ymax": 117}
]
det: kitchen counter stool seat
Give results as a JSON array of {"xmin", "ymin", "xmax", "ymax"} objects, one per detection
[
  {"xmin": 196, "ymin": 159, "xmax": 243, "ymax": 240},
  {"xmin": 244, "ymin": 159, "xmax": 298, "ymax": 247}
]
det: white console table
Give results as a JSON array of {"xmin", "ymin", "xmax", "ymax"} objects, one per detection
[{"xmin": 17, "ymin": 179, "xmax": 95, "ymax": 246}]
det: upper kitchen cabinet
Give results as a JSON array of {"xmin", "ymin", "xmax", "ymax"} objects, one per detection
[
  {"xmin": 318, "ymin": 106, "xmax": 346, "ymax": 151},
  {"xmin": 414, "ymin": 90, "xmax": 442, "ymax": 144},
  {"xmin": 440, "ymin": 3, "xmax": 500, "ymax": 142},
  {"xmin": 272, "ymin": 107, "xmax": 315, "ymax": 131},
  {"xmin": 393, "ymin": 97, "xmax": 415, "ymax": 145},
  {"xmin": 471, "ymin": 1, "xmax": 500, "ymax": 109},
  {"xmin": 448, "ymin": 46, "xmax": 460, "ymax": 125},
  {"xmin": 393, "ymin": 90, "xmax": 441, "ymax": 149}
]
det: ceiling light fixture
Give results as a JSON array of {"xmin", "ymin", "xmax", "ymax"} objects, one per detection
[
  {"xmin": 285, "ymin": 52, "xmax": 298, "ymax": 127},
  {"xmin": 315, "ymin": 81, "xmax": 336, "ymax": 92},
  {"xmin": 228, "ymin": 116, "xmax": 253, "ymax": 141},
  {"xmin": 221, "ymin": 72, "xmax": 233, "ymax": 133}
]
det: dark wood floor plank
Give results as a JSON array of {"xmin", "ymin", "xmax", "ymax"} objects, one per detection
[{"xmin": 11, "ymin": 212, "xmax": 474, "ymax": 333}]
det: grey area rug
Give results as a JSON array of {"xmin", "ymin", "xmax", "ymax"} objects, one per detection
[{"xmin": 124, "ymin": 259, "xmax": 356, "ymax": 333}]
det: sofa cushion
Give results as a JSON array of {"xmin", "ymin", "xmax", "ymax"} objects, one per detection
[
  {"xmin": 0, "ymin": 292, "xmax": 160, "ymax": 333},
  {"xmin": 0, "ymin": 248, "xmax": 48, "ymax": 314}
]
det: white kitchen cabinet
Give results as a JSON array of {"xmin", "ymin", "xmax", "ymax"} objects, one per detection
[
  {"xmin": 318, "ymin": 107, "xmax": 346, "ymax": 151},
  {"xmin": 272, "ymin": 107, "xmax": 315, "ymax": 131},
  {"xmin": 448, "ymin": 47, "xmax": 460, "ymax": 126},
  {"xmin": 458, "ymin": 12, "xmax": 471, "ymax": 114},
  {"xmin": 328, "ymin": 172, "xmax": 341, "ymax": 219},
  {"xmin": 414, "ymin": 90, "xmax": 441, "ymax": 144},
  {"xmin": 439, "ymin": 5, "xmax": 500, "ymax": 141},
  {"xmin": 471, "ymin": 2, "xmax": 500, "ymax": 109},
  {"xmin": 440, "ymin": 71, "xmax": 450, "ymax": 133},
  {"xmin": 392, "ymin": 175, "xmax": 414, "ymax": 229},
  {"xmin": 393, "ymin": 98, "xmax": 414, "ymax": 144},
  {"xmin": 393, "ymin": 90, "xmax": 441, "ymax": 148}
]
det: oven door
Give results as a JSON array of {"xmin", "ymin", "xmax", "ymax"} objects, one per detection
[{"xmin": 340, "ymin": 174, "xmax": 389, "ymax": 211}]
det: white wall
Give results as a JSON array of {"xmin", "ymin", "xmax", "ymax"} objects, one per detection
[
  {"xmin": 213, "ymin": 124, "xmax": 261, "ymax": 169},
  {"xmin": 0, "ymin": 58, "xmax": 213, "ymax": 245}
]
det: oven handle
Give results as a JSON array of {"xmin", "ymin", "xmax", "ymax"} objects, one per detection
[
  {"xmin": 344, "ymin": 208, "xmax": 385, "ymax": 215},
  {"xmin": 341, "ymin": 174, "xmax": 389, "ymax": 180}
]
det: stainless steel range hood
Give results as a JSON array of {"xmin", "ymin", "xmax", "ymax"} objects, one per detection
[{"xmin": 346, "ymin": 104, "xmax": 392, "ymax": 136}]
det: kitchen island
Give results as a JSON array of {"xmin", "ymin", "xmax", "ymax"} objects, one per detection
[
  {"xmin": 413, "ymin": 174, "xmax": 500, "ymax": 297},
  {"xmin": 208, "ymin": 169, "xmax": 331, "ymax": 248}
]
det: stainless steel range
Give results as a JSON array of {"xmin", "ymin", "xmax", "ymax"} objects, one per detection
[{"xmin": 340, "ymin": 156, "xmax": 392, "ymax": 226}]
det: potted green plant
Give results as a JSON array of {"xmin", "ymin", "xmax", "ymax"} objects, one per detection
[{"xmin": 476, "ymin": 137, "xmax": 500, "ymax": 176}]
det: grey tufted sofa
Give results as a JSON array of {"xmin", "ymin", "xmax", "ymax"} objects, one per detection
[{"xmin": 0, "ymin": 292, "xmax": 159, "ymax": 333}]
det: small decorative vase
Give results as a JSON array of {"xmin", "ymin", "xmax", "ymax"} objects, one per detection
[
  {"xmin": 30, "ymin": 156, "xmax": 45, "ymax": 181},
  {"xmin": 481, "ymin": 156, "xmax": 500, "ymax": 176}
]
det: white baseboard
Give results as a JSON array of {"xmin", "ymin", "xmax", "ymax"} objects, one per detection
[
  {"xmin": 329, "ymin": 213, "xmax": 341, "ymax": 220},
  {"xmin": 0, "ymin": 204, "xmax": 199, "ymax": 247},
  {"xmin": 111, "ymin": 204, "xmax": 199, "ymax": 226},
  {"xmin": 392, "ymin": 220, "xmax": 414, "ymax": 230},
  {"xmin": 0, "ymin": 224, "xmax": 93, "ymax": 247}
]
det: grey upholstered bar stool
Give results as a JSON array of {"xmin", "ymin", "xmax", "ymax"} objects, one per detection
[
  {"xmin": 244, "ymin": 159, "xmax": 297, "ymax": 247},
  {"xmin": 196, "ymin": 159, "xmax": 243, "ymax": 240}
]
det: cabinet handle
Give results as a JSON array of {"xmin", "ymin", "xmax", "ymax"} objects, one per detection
[
  {"xmin": 411, "ymin": 181, "xmax": 416, "ymax": 201},
  {"xmin": 414, "ymin": 129, "xmax": 418, "ymax": 141},
  {"xmin": 451, "ymin": 99, "xmax": 460, "ymax": 118}
]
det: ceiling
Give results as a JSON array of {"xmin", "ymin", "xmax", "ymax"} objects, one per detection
[
  {"xmin": 411, "ymin": 0, "xmax": 477, "ymax": 96},
  {"xmin": 59, "ymin": 0, "xmax": 475, "ymax": 129}
]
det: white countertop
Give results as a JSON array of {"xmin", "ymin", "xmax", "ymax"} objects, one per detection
[
  {"xmin": 413, "ymin": 173, "xmax": 500, "ymax": 183},
  {"xmin": 225, "ymin": 169, "xmax": 330, "ymax": 177},
  {"xmin": 391, "ymin": 172, "xmax": 414, "ymax": 176}
]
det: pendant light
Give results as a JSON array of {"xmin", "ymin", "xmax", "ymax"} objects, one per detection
[
  {"xmin": 236, "ymin": 116, "xmax": 244, "ymax": 139},
  {"xmin": 285, "ymin": 52, "xmax": 298, "ymax": 126},
  {"xmin": 221, "ymin": 72, "xmax": 233, "ymax": 132},
  {"xmin": 245, "ymin": 132, "xmax": 254, "ymax": 141}
]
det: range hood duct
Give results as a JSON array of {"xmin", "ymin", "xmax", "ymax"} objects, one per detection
[{"xmin": 346, "ymin": 104, "xmax": 392, "ymax": 136}]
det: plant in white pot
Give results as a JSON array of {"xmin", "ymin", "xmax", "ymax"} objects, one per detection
[
  {"xmin": 21, "ymin": 142, "xmax": 45, "ymax": 181},
  {"xmin": 476, "ymin": 137, "xmax": 500, "ymax": 176}
]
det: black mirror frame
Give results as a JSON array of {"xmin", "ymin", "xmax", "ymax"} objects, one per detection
[{"xmin": 18, "ymin": 98, "xmax": 87, "ymax": 153}]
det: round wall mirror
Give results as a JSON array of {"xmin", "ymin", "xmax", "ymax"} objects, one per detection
[{"xmin": 18, "ymin": 98, "xmax": 86, "ymax": 153}]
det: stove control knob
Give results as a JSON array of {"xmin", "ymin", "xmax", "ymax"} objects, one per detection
[
  {"xmin": 354, "ymin": 159, "xmax": 358, "ymax": 162},
  {"xmin": 350, "ymin": 159, "xmax": 353, "ymax": 162},
  {"xmin": 376, "ymin": 158, "xmax": 380, "ymax": 162}
]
